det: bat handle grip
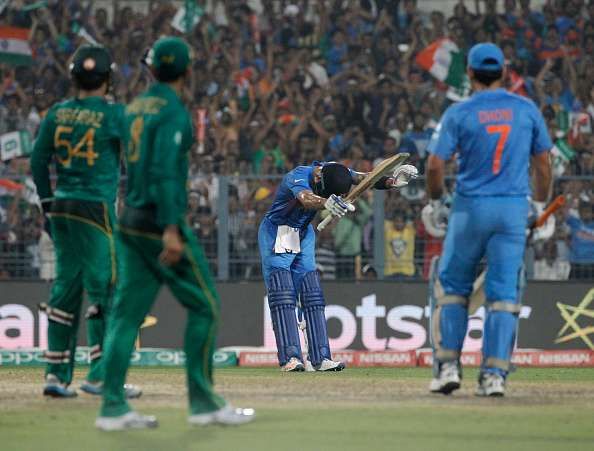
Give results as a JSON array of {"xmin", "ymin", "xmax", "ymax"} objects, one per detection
[{"xmin": 317, "ymin": 214, "xmax": 333, "ymax": 231}]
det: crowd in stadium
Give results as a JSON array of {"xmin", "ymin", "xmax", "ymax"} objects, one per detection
[{"xmin": 0, "ymin": 0, "xmax": 593, "ymax": 281}]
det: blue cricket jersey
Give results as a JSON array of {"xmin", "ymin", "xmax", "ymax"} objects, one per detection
[
  {"xmin": 427, "ymin": 88, "xmax": 552, "ymax": 197},
  {"xmin": 265, "ymin": 164, "xmax": 318, "ymax": 229},
  {"xmin": 265, "ymin": 162, "xmax": 355, "ymax": 229}
]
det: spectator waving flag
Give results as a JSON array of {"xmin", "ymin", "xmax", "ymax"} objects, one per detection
[
  {"xmin": 0, "ymin": 27, "xmax": 33, "ymax": 66},
  {"xmin": 1, "ymin": 130, "xmax": 33, "ymax": 161},
  {"xmin": 171, "ymin": 0, "xmax": 204, "ymax": 33},
  {"xmin": 550, "ymin": 138, "xmax": 576, "ymax": 177},
  {"xmin": 415, "ymin": 38, "xmax": 470, "ymax": 101}
]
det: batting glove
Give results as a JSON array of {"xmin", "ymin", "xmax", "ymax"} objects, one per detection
[
  {"xmin": 391, "ymin": 164, "xmax": 419, "ymax": 188},
  {"xmin": 421, "ymin": 198, "xmax": 450, "ymax": 237},
  {"xmin": 324, "ymin": 194, "xmax": 356, "ymax": 218},
  {"xmin": 529, "ymin": 200, "xmax": 555, "ymax": 241}
]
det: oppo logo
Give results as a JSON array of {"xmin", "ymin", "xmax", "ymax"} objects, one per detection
[{"xmin": 263, "ymin": 294, "xmax": 532, "ymax": 352}]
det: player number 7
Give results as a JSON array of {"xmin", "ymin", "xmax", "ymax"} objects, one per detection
[{"xmin": 486, "ymin": 124, "xmax": 511, "ymax": 175}]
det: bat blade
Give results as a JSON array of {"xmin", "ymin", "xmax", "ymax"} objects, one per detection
[
  {"xmin": 317, "ymin": 153, "xmax": 409, "ymax": 232},
  {"xmin": 345, "ymin": 152, "xmax": 409, "ymax": 202}
]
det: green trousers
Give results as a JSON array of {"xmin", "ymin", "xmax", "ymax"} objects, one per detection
[
  {"xmin": 44, "ymin": 199, "xmax": 116, "ymax": 385},
  {"xmin": 100, "ymin": 211, "xmax": 224, "ymax": 417}
]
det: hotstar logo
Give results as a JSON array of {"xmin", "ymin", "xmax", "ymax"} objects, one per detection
[{"xmin": 555, "ymin": 289, "xmax": 594, "ymax": 349}]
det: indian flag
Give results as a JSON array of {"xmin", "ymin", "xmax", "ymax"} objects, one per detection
[
  {"xmin": 550, "ymin": 139, "xmax": 575, "ymax": 177},
  {"xmin": 0, "ymin": 27, "xmax": 33, "ymax": 66},
  {"xmin": 416, "ymin": 38, "xmax": 466, "ymax": 88}
]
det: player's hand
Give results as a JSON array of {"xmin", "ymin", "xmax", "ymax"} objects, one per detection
[
  {"xmin": 390, "ymin": 164, "xmax": 418, "ymax": 188},
  {"xmin": 324, "ymin": 194, "xmax": 355, "ymax": 218},
  {"xmin": 528, "ymin": 200, "xmax": 555, "ymax": 241},
  {"xmin": 421, "ymin": 198, "xmax": 450, "ymax": 238},
  {"xmin": 528, "ymin": 201, "xmax": 545, "ymax": 227},
  {"xmin": 160, "ymin": 226, "xmax": 184, "ymax": 266}
]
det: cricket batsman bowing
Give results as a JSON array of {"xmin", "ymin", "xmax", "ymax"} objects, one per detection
[
  {"xmin": 259, "ymin": 160, "xmax": 418, "ymax": 372},
  {"xmin": 425, "ymin": 43, "xmax": 552, "ymax": 396}
]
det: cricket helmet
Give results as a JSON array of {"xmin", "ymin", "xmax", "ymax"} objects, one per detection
[{"xmin": 314, "ymin": 163, "xmax": 353, "ymax": 198}]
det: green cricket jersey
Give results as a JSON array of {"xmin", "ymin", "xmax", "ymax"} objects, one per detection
[
  {"xmin": 122, "ymin": 82, "xmax": 193, "ymax": 227},
  {"xmin": 31, "ymin": 97, "xmax": 124, "ymax": 204}
]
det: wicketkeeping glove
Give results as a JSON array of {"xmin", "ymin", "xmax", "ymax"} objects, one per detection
[
  {"xmin": 391, "ymin": 164, "xmax": 419, "ymax": 188},
  {"xmin": 324, "ymin": 194, "xmax": 355, "ymax": 218}
]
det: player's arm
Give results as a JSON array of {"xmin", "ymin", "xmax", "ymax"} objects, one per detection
[
  {"xmin": 530, "ymin": 107, "xmax": 553, "ymax": 203},
  {"xmin": 426, "ymin": 154, "xmax": 446, "ymax": 199},
  {"xmin": 296, "ymin": 190, "xmax": 353, "ymax": 218},
  {"xmin": 426, "ymin": 108, "xmax": 458, "ymax": 200},
  {"xmin": 531, "ymin": 152, "xmax": 552, "ymax": 202},
  {"xmin": 296, "ymin": 190, "xmax": 327, "ymax": 210},
  {"xmin": 424, "ymin": 108, "xmax": 458, "ymax": 231},
  {"xmin": 30, "ymin": 109, "xmax": 55, "ymax": 212},
  {"xmin": 152, "ymin": 117, "xmax": 187, "ymax": 265}
]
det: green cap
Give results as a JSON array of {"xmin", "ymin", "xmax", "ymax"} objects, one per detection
[
  {"xmin": 70, "ymin": 45, "xmax": 112, "ymax": 78},
  {"xmin": 147, "ymin": 37, "xmax": 191, "ymax": 81}
]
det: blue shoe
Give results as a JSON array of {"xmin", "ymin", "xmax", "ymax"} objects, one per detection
[
  {"xmin": 43, "ymin": 374, "xmax": 77, "ymax": 398},
  {"xmin": 81, "ymin": 381, "xmax": 143, "ymax": 399}
]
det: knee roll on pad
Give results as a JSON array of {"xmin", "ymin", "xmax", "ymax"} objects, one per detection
[
  {"xmin": 300, "ymin": 271, "xmax": 331, "ymax": 366},
  {"xmin": 482, "ymin": 302, "xmax": 520, "ymax": 374},
  {"xmin": 39, "ymin": 302, "xmax": 75, "ymax": 327},
  {"xmin": 267, "ymin": 270, "xmax": 302, "ymax": 366}
]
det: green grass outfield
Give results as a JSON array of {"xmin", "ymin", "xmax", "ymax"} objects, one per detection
[{"xmin": 1, "ymin": 367, "xmax": 594, "ymax": 451}]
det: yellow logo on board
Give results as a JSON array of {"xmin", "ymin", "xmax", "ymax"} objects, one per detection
[{"xmin": 555, "ymin": 289, "xmax": 594, "ymax": 349}]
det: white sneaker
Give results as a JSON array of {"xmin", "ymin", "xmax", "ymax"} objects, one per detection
[
  {"xmin": 315, "ymin": 359, "xmax": 345, "ymax": 372},
  {"xmin": 188, "ymin": 404, "xmax": 256, "ymax": 426},
  {"xmin": 304, "ymin": 360, "xmax": 316, "ymax": 372},
  {"xmin": 95, "ymin": 411, "xmax": 158, "ymax": 431},
  {"xmin": 429, "ymin": 361, "xmax": 461, "ymax": 395},
  {"xmin": 281, "ymin": 357, "xmax": 305, "ymax": 372},
  {"xmin": 476, "ymin": 372, "xmax": 505, "ymax": 397}
]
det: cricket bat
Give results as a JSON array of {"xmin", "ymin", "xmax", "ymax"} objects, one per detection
[
  {"xmin": 467, "ymin": 194, "xmax": 566, "ymax": 314},
  {"xmin": 316, "ymin": 153, "xmax": 410, "ymax": 232}
]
